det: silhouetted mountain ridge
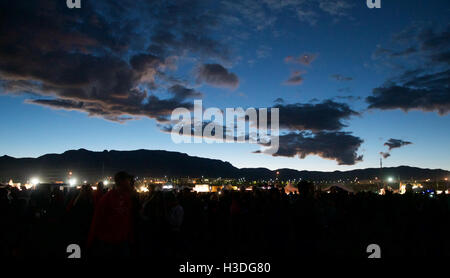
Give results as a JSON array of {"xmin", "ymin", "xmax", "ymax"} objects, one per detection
[{"xmin": 0, "ymin": 149, "xmax": 448, "ymax": 182}]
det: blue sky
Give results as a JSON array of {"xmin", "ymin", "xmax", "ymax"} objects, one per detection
[{"xmin": 0, "ymin": 0, "xmax": 449, "ymax": 171}]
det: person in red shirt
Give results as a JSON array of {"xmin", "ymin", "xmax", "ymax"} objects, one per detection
[{"xmin": 88, "ymin": 171, "xmax": 137, "ymax": 257}]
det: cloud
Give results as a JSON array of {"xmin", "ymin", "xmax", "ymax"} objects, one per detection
[
  {"xmin": 379, "ymin": 138, "xmax": 412, "ymax": 159},
  {"xmin": 258, "ymin": 131, "xmax": 363, "ymax": 165},
  {"xmin": 373, "ymin": 47, "xmax": 417, "ymax": 58},
  {"xmin": 335, "ymin": 95, "xmax": 361, "ymax": 101},
  {"xmin": 380, "ymin": 152, "xmax": 391, "ymax": 159},
  {"xmin": 161, "ymin": 96, "xmax": 363, "ymax": 165},
  {"xmin": 145, "ymin": 1, "xmax": 232, "ymax": 62},
  {"xmin": 130, "ymin": 54, "xmax": 162, "ymax": 73},
  {"xmin": 25, "ymin": 99, "xmax": 135, "ymax": 123},
  {"xmin": 220, "ymin": 0, "xmax": 277, "ymax": 31},
  {"xmin": 256, "ymin": 45, "xmax": 272, "ymax": 59},
  {"xmin": 366, "ymin": 84, "xmax": 450, "ymax": 115},
  {"xmin": 297, "ymin": 9, "xmax": 319, "ymax": 26},
  {"xmin": 0, "ymin": 0, "xmax": 237, "ymax": 122},
  {"xmin": 331, "ymin": 74, "xmax": 353, "ymax": 81},
  {"xmin": 384, "ymin": 138, "xmax": 412, "ymax": 151},
  {"xmin": 284, "ymin": 71, "xmax": 305, "ymax": 85},
  {"xmin": 196, "ymin": 64, "xmax": 239, "ymax": 89},
  {"xmin": 285, "ymin": 53, "xmax": 318, "ymax": 65},
  {"xmin": 221, "ymin": 0, "xmax": 354, "ymax": 29},
  {"xmin": 273, "ymin": 100, "xmax": 360, "ymax": 132},
  {"xmin": 168, "ymin": 85, "xmax": 202, "ymax": 100},
  {"xmin": 318, "ymin": 0, "xmax": 353, "ymax": 17},
  {"xmin": 254, "ymin": 98, "xmax": 363, "ymax": 165},
  {"xmin": 274, "ymin": 98, "xmax": 285, "ymax": 104},
  {"xmin": 368, "ymin": 24, "xmax": 450, "ymax": 115}
]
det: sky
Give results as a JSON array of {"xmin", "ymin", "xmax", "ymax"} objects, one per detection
[{"xmin": 0, "ymin": 0, "xmax": 449, "ymax": 171}]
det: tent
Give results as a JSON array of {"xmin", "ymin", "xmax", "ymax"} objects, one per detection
[{"xmin": 322, "ymin": 183, "xmax": 355, "ymax": 193}]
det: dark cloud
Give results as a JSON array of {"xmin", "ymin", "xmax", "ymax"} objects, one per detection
[
  {"xmin": 144, "ymin": 1, "xmax": 232, "ymax": 62},
  {"xmin": 254, "ymin": 99, "xmax": 364, "ymax": 165},
  {"xmin": 284, "ymin": 71, "xmax": 304, "ymax": 85},
  {"xmin": 368, "ymin": 24, "xmax": 450, "ymax": 115},
  {"xmin": 379, "ymin": 138, "xmax": 412, "ymax": 160},
  {"xmin": 196, "ymin": 64, "xmax": 239, "ymax": 89},
  {"xmin": 416, "ymin": 25, "xmax": 450, "ymax": 52},
  {"xmin": 130, "ymin": 54, "xmax": 162, "ymax": 72},
  {"xmin": 380, "ymin": 152, "xmax": 391, "ymax": 159},
  {"xmin": 335, "ymin": 95, "xmax": 361, "ymax": 101},
  {"xmin": 273, "ymin": 100, "xmax": 360, "ymax": 132},
  {"xmin": 367, "ymin": 84, "xmax": 449, "ymax": 115},
  {"xmin": 372, "ymin": 47, "xmax": 417, "ymax": 58},
  {"xmin": 285, "ymin": 53, "xmax": 318, "ymax": 65},
  {"xmin": 159, "ymin": 119, "xmax": 251, "ymax": 143},
  {"xmin": 161, "ymin": 96, "xmax": 364, "ymax": 165},
  {"xmin": 274, "ymin": 98, "xmax": 285, "ymax": 104},
  {"xmin": 258, "ymin": 131, "xmax": 363, "ymax": 165},
  {"xmin": 0, "ymin": 0, "xmax": 233, "ymax": 122},
  {"xmin": 331, "ymin": 74, "xmax": 353, "ymax": 81},
  {"xmin": 25, "ymin": 99, "xmax": 134, "ymax": 123},
  {"xmin": 168, "ymin": 85, "xmax": 202, "ymax": 100},
  {"xmin": 24, "ymin": 91, "xmax": 195, "ymax": 123},
  {"xmin": 221, "ymin": 0, "xmax": 354, "ymax": 29},
  {"xmin": 384, "ymin": 138, "xmax": 412, "ymax": 151},
  {"xmin": 317, "ymin": 0, "xmax": 353, "ymax": 17}
]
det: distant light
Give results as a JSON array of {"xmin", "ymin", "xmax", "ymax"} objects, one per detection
[
  {"xmin": 445, "ymin": 178, "xmax": 448, "ymax": 181},
  {"xmin": 162, "ymin": 184, "xmax": 173, "ymax": 190},
  {"xmin": 387, "ymin": 177, "xmax": 393, "ymax": 182},
  {"xmin": 193, "ymin": 184, "xmax": 210, "ymax": 193},
  {"xmin": 103, "ymin": 180, "xmax": 109, "ymax": 186},
  {"xmin": 30, "ymin": 177, "xmax": 40, "ymax": 186},
  {"xmin": 69, "ymin": 178, "xmax": 77, "ymax": 186}
]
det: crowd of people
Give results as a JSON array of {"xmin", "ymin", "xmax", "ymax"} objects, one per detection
[{"xmin": 0, "ymin": 171, "xmax": 448, "ymax": 259}]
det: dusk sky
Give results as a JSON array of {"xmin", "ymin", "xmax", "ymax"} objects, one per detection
[{"xmin": 0, "ymin": 0, "xmax": 449, "ymax": 171}]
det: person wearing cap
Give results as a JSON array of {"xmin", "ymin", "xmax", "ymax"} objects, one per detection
[{"xmin": 88, "ymin": 171, "xmax": 136, "ymax": 257}]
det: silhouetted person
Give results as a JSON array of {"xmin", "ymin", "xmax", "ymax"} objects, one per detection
[
  {"xmin": 163, "ymin": 192, "xmax": 184, "ymax": 257},
  {"xmin": 88, "ymin": 171, "xmax": 135, "ymax": 257},
  {"xmin": 67, "ymin": 184, "xmax": 94, "ymax": 249},
  {"xmin": 93, "ymin": 181, "xmax": 105, "ymax": 207}
]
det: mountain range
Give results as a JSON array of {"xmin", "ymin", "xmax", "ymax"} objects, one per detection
[{"xmin": 0, "ymin": 149, "xmax": 448, "ymax": 182}]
